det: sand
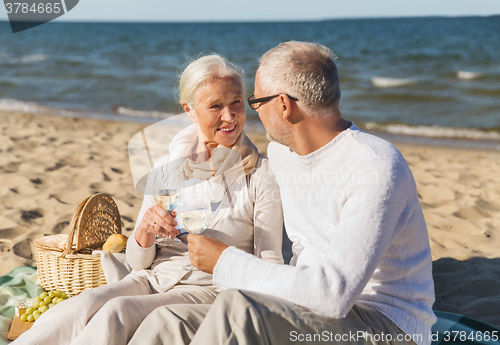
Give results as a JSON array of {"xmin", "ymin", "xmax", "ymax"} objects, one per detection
[
  {"xmin": 1, "ymin": 110, "xmax": 500, "ymax": 327},
  {"xmin": 397, "ymin": 144, "xmax": 500, "ymax": 327}
]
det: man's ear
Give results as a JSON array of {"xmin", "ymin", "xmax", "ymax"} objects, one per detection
[
  {"xmin": 277, "ymin": 94, "xmax": 293, "ymax": 121},
  {"xmin": 182, "ymin": 103, "xmax": 198, "ymax": 122}
]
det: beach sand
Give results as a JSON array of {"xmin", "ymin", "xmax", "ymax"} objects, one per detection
[{"xmin": 1, "ymin": 110, "xmax": 500, "ymax": 327}]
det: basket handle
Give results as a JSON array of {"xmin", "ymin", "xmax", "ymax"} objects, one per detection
[{"xmin": 61, "ymin": 196, "xmax": 91, "ymax": 257}]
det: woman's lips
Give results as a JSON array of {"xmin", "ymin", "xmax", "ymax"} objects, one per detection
[{"xmin": 217, "ymin": 125, "xmax": 236, "ymax": 133}]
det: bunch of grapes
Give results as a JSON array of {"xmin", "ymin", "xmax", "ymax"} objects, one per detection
[{"xmin": 19, "ymin": 290, "xmax": 68, "ymax": 322}]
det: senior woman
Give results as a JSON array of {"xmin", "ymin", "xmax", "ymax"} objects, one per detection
[{"xmin": 13, "ymin": 54, "xmax": 284, "ymax": 345}]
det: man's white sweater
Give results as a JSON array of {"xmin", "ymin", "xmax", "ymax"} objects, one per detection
[{"xmin": 213, "ymin": 124, "xmax": 436, "ymax": 345}]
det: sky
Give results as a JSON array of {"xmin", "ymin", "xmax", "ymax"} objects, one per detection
[{"xmin": 1, "ymin": 0, "xmax": 500, "ymax": 23}]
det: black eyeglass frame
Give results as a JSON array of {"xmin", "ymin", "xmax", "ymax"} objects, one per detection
[{"xmin": 247, "ymin": 94, "xmax": 298, "ymax": 110}]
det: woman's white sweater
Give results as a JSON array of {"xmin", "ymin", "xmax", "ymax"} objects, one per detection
[{"xmin": 213, "ymin": 124, "xmax": 436, "ymax": 345}]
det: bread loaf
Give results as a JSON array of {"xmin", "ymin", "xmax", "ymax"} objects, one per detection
[{"xmin": 102, "ymin": 234, "xmax": 128, "ymax": 253}]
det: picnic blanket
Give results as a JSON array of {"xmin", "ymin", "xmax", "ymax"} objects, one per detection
[
  {"xmin": 1, "ymin": 266, "xmax": 499, "ymax": 345},
  {"xmin": 0, "ymin": 266, "xmax": 42, "ymax": 345},
  {"xmin": 431, "ymin": 311, "xmax": 500, "ymax": 345}
]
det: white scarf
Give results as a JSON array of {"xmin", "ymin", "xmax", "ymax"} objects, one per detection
[{"xmin": 164, "ymin": 123, "xmax": 259, "ymax": 203}]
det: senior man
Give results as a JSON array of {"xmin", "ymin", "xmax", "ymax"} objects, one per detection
[{"xmin": 129, "ymin": 41, "xmax": 436, "ymax": 345}]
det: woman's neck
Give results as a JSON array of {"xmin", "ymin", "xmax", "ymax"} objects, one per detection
[{"xmin": 194, "ymin": 136, "xmax": 218, "ymax": 161}]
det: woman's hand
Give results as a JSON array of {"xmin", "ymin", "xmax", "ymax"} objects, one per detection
[
  {"xmin": 187, "ymin": 234, "xmax": 229, "ymax": 274},
  {"xmin": 135, "ymin": 205, "xmax": 179, "ymax": 248}
]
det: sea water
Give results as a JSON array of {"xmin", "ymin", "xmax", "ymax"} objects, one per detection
[{"xmin": 1, "ymin": 16, "xmax": 499, "ymax": 145}]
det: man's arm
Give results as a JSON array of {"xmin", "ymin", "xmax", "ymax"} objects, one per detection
[{"xmin": 191, "ymin": 158, "xmax": 418, "ymax": 318}]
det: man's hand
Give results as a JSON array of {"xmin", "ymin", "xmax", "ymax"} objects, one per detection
[{"xmin": 187, "ymin": 235, "xmax": 229, "ymax": 274}]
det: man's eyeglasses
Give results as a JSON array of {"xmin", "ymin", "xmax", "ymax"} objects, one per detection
[{"xmin": 247, "ymin": 94, "xmax": 298, "ymax": 110}]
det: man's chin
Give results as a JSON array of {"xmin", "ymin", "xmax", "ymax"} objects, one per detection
[{"xmin": 266, "ymin": 131, "xmax": 290, "ymax": 147}]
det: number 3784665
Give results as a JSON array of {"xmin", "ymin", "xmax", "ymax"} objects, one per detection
[
  {"xmin": 5, "ymin": 3, "xmax": 61, "ymax": 14},
  {"xmin": 443, "ymin": 331, "xmax": 498, "ymax": 342}
]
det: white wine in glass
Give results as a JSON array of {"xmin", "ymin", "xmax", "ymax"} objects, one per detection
[
  {"xmin": 179, "ymin": 193, "xmax": 211, "ymax": 270},
  {"xmin": 180, "ymin": 210, "xmax": 211, "ymax": 235},
  {"xmin": 154, "ymin": 189, "xmax": 180, "ymax": 212},
  {"xmin": 153, "ymin": 168, "xmax": 180, "ymax": 245}
]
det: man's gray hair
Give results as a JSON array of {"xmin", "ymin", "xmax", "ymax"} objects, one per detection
[
  {"xmin": 179, "ymin": 54, "xmax": 245, "ymax": 109},
  {"xmin": 258, "ymin": 41, "xmax": 341, "ymax": 117}
]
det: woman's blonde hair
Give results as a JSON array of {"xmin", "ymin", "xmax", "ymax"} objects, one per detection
[{"xmin": 179, "ymin": 54, "xmax": 245, "ymax": 109}]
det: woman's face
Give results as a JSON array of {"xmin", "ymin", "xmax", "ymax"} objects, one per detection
[{"xmin": 185, "ymin": 77, "xmax": 246, "ymax": 148}]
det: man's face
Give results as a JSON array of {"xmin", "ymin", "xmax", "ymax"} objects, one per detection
[{"xmin": 254, "ymin": 71, "xmax": 292, "ymax": 147}]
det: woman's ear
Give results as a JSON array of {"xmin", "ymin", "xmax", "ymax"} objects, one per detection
[{"xmin": 182, "ymin": 103, "xmax": 198, "ymax": 122}]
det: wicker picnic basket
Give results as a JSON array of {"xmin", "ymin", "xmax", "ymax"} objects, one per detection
[{"xmin": 34, "ymin": 193, "xmax": 121, "ymax": 296}]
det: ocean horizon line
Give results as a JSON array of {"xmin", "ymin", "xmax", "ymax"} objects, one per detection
[{"xmin": 1, "ymin": 14, "xmax": 499, "ymax": 26}]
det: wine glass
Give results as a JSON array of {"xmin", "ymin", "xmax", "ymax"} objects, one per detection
[
  {"xmin": 179, "ymin": 193, "xmax": 211, "ymax": 270},
  {"xmin": 153, "ymin": 167, "xmax": 180, "ymax": 245}
]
